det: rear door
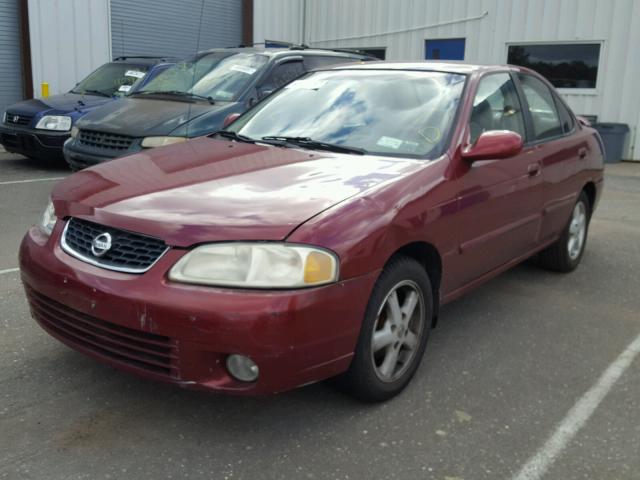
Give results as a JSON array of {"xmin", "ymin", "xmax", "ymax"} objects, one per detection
[
  {"xmin": 515, "ymin": 73, "xmax": 587, "ymax": 242},
  {"xmin": 448, "ymin": 72, "xmax": 544, "ymax": 289}
]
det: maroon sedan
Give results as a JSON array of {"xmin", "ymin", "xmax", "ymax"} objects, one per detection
[{"xmin": 20, "ymin": 63, "xmax": 604, "ymax": 401}]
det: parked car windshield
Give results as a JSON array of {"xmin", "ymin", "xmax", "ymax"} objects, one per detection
[
  {"xmin": 137, "ymin": 52, "xmax": 268, "ymax": 102},
  {"xmin": 230, "ymin": 69, "xmax": 466, "ymax": 157},
  {"xmin": 71, "ymin": 63, "xmax": 149, "ymax": 97}
]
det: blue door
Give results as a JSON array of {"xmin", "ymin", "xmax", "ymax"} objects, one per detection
[{"xmin": 425, "ymin": 38, "xmax": 466, "ymax": 60}]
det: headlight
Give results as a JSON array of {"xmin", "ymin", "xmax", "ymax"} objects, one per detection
[
  {"xmin": 70, "ymin": 126, "xmax": 79, "ymax": 138},
  {"xmin": 35, "ymin": 115, "xmax": 72, "ymax": 131},
  {"xmin": 169, "ymin": 243, "xmax": 339, "ymax": 288},
  {"xmin": 141, "ymin": 136, "xmax": 187, "ymax": 148},
  {"xmin": 38, "ymin": 200, "xmax": 57, "ymax": 236}
]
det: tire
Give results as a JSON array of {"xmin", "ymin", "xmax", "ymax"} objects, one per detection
[
  {"xmin": 536, "ymin": 191, "xmax": 591, "ymax": 272},
  {"xmin": 335, "ymin": 255, "xmax": 433, "ymax": 402}
]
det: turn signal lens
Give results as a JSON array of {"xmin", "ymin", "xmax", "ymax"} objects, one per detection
[{"xmin": 304, "ymin": 251, "xmax": 334, "ymax": 284}]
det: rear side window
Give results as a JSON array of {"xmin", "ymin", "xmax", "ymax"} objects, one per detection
[
  {"xmin": 518, "ymin": 74, "xmax": 563, "ymax": 141},
  {"xmin": 304, "ymin": 55, "xmax": 361, "ymax": 69},
  {"xmin": 262, "ymin": 60, "xmax": 306, "ymax": 92},
  {"xmin": 470, "ymin": 73, "xmax": 526, "ymax": 144},
  {"xmin": 555, "ymin": 97, "xmax": 575, "ymax": 134}
]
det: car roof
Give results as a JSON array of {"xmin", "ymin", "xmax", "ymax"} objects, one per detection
[
  {"xmin": 196, "ymin": 46, "xmax": 372, "ymax": 60},
  {"xmin": 330, "ymin": 61, "xmax": 532, "ymax": 75}
]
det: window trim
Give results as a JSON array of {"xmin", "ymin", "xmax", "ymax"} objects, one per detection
[
  {"xmin": 514, "ymin": 72, "xmax": 577, "ymax": 146},
  {"xmin": 504, "ymin": 40, "xmax": 605, "ymax": 94}
]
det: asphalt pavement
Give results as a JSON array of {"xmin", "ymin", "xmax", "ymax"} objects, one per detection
[{"xmin": 1, "ymin": 151, "xmax": 639, "ymax": 480}]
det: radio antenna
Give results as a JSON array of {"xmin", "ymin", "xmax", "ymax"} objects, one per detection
[{"xmin": 185, "ymin": 0, "xmax": 206, "ymax": 140}]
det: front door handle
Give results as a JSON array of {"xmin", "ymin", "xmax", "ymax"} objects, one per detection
[{"xmin": 527, "ymin": 163, "xmax": 541, "ymax": 176}]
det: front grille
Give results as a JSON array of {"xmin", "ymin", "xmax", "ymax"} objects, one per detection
[
  {"xmin": 25, "ymin": 285, "xmax": 178, "ymax": 377},
  {"xmin": 4, "ymin": 112, "xmax": 33, "ymax": 126},
  {"xmin": 78, "ymin": 129, "xmax": 133, "ymax": 150},
  {"xmin": 61, "ymin": 218, "xmax": 168, "ymax": 273}
]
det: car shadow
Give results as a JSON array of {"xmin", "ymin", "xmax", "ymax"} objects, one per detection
[{"xmin": 0, "ymin": 152, "xmax": 70, "ymax": 174}]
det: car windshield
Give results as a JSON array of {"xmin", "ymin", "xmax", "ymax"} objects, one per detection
[
  {"xmin": 229, "ymin": 69, "xmax": 466, "ymax": 157},
  {"xmin": 137, "ymin": 52, "xmax": 268, "ymax": 102},
  {"xmin": 71, "ymin": 63, "xmax": 149, "ymax": 97}
]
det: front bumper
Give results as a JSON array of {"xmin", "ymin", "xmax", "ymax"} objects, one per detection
[
  {"xmin": 19, "ymin": 222, "xmax": 378, "ymax": 395},
  {"xmin": 63, "ymin": 137, "xmax": 143, "ymax": 170},
  {"xmin": 0, "ymin": 124, "xmax": 69, "ymax": 159}
]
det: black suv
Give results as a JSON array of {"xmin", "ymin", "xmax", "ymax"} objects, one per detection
[{"xmin": 63, "ymin": 47, "xmax": 374, "ymax": 170}]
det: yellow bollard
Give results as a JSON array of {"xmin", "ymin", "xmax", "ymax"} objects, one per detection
[{"xmin": 41, "ymin": 82, "xmax": 49, "ymax": 98}]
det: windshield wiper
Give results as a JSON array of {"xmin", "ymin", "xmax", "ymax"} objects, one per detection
[
  {"xmin": 131, "ymin": 90, "xmax": 215, "ymax": 104},
  {"xmin": 260, "ymin": 136, "xmax": 367, "ymax": 155},
  {"xmin": 75, "ymin": 89, "xmax": 110, "ymax": 98},
  {"xmin": 211, "ymin": 130, "xmax": 256, "ymax": 143}
]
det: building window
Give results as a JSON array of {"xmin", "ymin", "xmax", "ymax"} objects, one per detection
[
  {"xmin": 356, "ymin": 48, "xmax": 386, "ymax": 60},
  {"xmin": 425, "ymin": 38, "xmax": 465, "ymax": 61},
  {"xmin": 507, "ymin": 43, "xmax": 601, "ymax": 89}
]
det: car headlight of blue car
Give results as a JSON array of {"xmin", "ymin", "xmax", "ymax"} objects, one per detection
[{"xmin": 35, "ymin": 115, "xmax": 72, "ymax": 131}]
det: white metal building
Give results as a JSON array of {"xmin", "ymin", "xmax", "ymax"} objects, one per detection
[{"xmin": 254, "ymin": 0, "xmax": 640, "ymax": 161}]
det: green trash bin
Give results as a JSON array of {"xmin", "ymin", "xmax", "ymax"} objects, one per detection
[{"xmin": 593, "ymin": 123, "xmax": 630, "ymax": 163}]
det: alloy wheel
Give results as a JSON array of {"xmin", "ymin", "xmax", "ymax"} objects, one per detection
[
  {"xmin": 371, "ymin": 280, "xmax": 425, "ymax": 383},
  {"xmin": 567, "ymin": 201, "xmax": 587, "ymax": 260}
]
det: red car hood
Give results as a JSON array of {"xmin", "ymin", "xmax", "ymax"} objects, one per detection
[{"xmin": 52, "ymin": 137, "xmax": 423, "ymax": 247}]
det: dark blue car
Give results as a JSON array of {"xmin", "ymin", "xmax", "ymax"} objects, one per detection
[
  {"xmin": 62, "ymin": 47, "xmax": 373, "ymax": 170},
  {"xmin": 0, "ymin": 56, "xmax": 175, "ymax": 161}
]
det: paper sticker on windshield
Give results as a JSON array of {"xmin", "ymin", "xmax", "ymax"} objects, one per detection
[
  {"xmin": 231, "ymin": 65, "xmax": 257, "ymax": 75},
  {"xmin": 118, "ymin": 85, "xmax": 132, "ymax": 92},
  {"xmin": 125, "ymin": 70, "xmax": 145, "ymax": 79},
  {"xmin": 376, "ymin": 136, "xmax": 403, "ymax": 150}
]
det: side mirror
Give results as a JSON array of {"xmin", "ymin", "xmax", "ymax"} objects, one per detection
[
  {"xmin": 461, "ymin": 130, "xmax": 523, "ymax": 161},
  {"xmin": 222, "ymin": 112, "xmax": 241, "ymax": 128},
  {"xmin": 257, "ymin": 86, "xmax": 274, "ymax": 99}
]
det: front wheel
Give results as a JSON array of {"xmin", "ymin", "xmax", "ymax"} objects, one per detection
[
  {"xmin": 335, "ymin": 256, "xmax": 433, "ymax": 402},
  {"xmin": 537, "ymin": 191, "xmax": 591, "ymax": 272}
]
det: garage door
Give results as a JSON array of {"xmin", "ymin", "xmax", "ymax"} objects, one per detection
[
  {"xmin": 110, "ymin": 0, "xmax": 243, "ymax": 59},
  {"xmin": 0, "ymin": 0, "xmax": 24, "ymax": 115}
]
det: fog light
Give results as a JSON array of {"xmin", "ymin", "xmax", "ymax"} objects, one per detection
[{"xmin": 226, "ymin": 354, "xmax": 259, "ymax": 382}]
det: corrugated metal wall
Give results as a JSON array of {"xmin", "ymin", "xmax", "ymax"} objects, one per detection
[
  {"xmin": 0, "ymin": 0, "xmax": 24, "ymax": 115},
  {"xmin": 110, "ymin": 0, "xmax": 243, "ymax": 59},
  {"xmin": 28, "ymin": 0, "xmax": 111, "ymax": 97},
  {"xmin": 254, "ymin": 0, "xmax": 640, "ymax": 160}
]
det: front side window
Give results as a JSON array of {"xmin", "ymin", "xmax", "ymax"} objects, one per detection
[
  {"xmin": 518, "ymin": 74, "xmax": 563, "ymax": 141},
  {"xmin": 139, "ymin": 52, "xmax": 268, "ymax": 102},
  {"xmin": 469, "ymin": 73, "xmax": 526, "ymax": 144},
  {"xmin": 507, "ymin": 43, "xmax": 601, "ymax": 89},
  {"xmin": 230, "ymin": 69, "xmax": 466, "ymax": 158},
  {"xmin": 71, "ymin": 63, "xmax": 149, "ymax": 97}
]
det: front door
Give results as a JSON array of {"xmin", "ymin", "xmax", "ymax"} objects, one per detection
[{"xmin": 448, "ymin": 72, "xmax": 544, "ymax": 290}]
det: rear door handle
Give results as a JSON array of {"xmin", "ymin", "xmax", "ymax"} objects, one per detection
[
  {"xmin": 527, "ymin": 163, "xmax": 541, "ymax": 176},
  {"xmin": 578, "ymin": 147, "xmax": 588, "ymax": 159}
]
